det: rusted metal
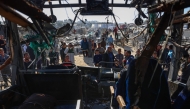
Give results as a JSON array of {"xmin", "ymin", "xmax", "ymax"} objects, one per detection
[
  {"xmin": 0, "ymin": 0, "xmax": 51, "ymax": 22},
  {"xmin": 148, "ymin": 0, "xmax": 190, "ymax": 13},
  {"xmin": 173, "ymin": 17, "xmax": 189, "ymax": 24},
  {"xmin": 136, "ymin": 12, "xmax": 173, "ymax": 80},
  {"xmin": 133, "ymin": 12, "xmax": 172, "ymax": 107},
  {"xmin": 175, "ymin": 12, "xmax": 190, "ymax": 19},
  {"xmin": 0, "ymin": 3, "xmax": 30, "ymax": 27},
  {"xmin": 155, "ymin": 12, "xmax": 190, "ymax": 24}
]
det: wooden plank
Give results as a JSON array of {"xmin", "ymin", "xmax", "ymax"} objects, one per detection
[
  {"xmin": 148, "ymin": 0, "xmax": 190, "ymax": 13},
  {"xmin": 1, "ymin": 0, "xmax": 51, "ymax": 22},
  {"xmin": 132, "ymin": 13, "xmax": 173, "ymax": 106},
  {"xmin": 135, "ymin": 12, "xmax": 173, "ymax": 82},
  {"xmin": 110, "ymin": 86, "xmax": 114, "ymax": 95},
  {"xmin": 117, "ymin": 95, "xmax": 126, "ymax": 109},
  {"xmin": 0, "ymin": 3, "xmax": 30, "ymax": 27},
  {"xmin": 173, "ymin": 17, "xmax": 189, "ymax": 24}
]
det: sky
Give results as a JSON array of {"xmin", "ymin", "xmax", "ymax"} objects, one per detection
[
  {"xmin": 42, "ymin": 0, "xmax": 144, "ymax": 23},
  {"xmin": 42, "ymin": 0, "xmax": 190, "ymax": 23},
  {"xmin": 1, "ymin": 0, "xmax": 189, "ymax": 23}
]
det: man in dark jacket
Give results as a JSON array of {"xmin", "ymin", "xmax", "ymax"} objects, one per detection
[
  {"xmin": 101, "ymin": 38, "xmax": 106, "ymax": 49},
  {"xmin": 125, "ymin": 50, "xmax": 134, "ymax": 68},
  {"xmin": 102, "ymin": 47, "xmax": 114, "ymax": 68},
  {"xmin": 60, "ymin": 42, "xmax": 66, "ymax": 62},
  {"xmin": 26, "ymin": 42, "xmax": 35, "ymax": 61},
  {"xmin": 81, "ymin": 38, "xmax": 89, "ymax": 57},
  {"xmin": 23, "ymin": 52, "xmax": 33, "ymax": 70},
  {"xmin": 115, "ymin": 48, "xmax": 124, "ymax": 66},
  {"xmin": 93, "ymin": 49, "xmax": 102, "ymax": 66}
]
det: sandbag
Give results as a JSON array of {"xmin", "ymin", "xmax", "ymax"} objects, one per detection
[{"xmin": 18, "ymin": 93, "xmax": 56, "ymax": 109}]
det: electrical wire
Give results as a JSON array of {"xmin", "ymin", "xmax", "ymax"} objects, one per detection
[{"xmin": 64, "ymin": 0, "xmax": 85, "ymax": 24}]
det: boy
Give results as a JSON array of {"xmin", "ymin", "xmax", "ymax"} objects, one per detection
[
  {"xmin": 115, "ymin": 48, "xmax": 124, "ymax": 66},
  {"xmin": 93, "ymin": 49, "xmax": 102, "ymax": 67}
]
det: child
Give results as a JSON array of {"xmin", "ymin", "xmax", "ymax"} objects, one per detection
[
  {"xmin": 93, "ymin": 49, "xmax": 102, "ymax": 67},
  {"xmin": 62, "ymin": 55, "xmax": 72, "ymax": 66}
]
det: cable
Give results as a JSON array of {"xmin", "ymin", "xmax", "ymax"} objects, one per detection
[
  {"xmin": 63, "ymin": 9, "xmax": 80, "ymax": 36},
  {"xmin": 64, "ymin": 0, "xmax": 85, "ymax": 24}
]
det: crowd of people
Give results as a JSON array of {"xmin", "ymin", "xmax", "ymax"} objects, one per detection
[{"xmin": 0, "ymin": 27, "xmax": 189, "ymax": 89}]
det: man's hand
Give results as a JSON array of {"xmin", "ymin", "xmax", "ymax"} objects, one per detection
[{"xmin": 0, "ymin": 57, "xmax": 11, "ymax": 70}]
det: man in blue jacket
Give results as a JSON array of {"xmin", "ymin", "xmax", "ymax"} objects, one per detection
[
  {"xmin": 125, "ymin": 50, "xmax": 134, "ymax": 68},
  {"xmin": 81, "ymin": 38, "xmax": 89, "ymax": 57},
  {"xmin": 107, "ymin": 35, "xmax": 113, "ymax": 45}
]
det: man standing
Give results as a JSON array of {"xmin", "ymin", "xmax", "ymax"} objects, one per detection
[
  {"xmin": 125, "ymin": 50, "xmax": 134, "ymax": 68},
  {"xmin": 60, "ymin": 43, "xmax": 67, "ymax": 62},
  {"xmin": 102, "ymin": 47, "xmax": 115, "ymax": 68},
  {"xmin": 88, "ymin": 38, "xmax": 92, "ymax": 57},
  {"xmin": 107, "ymin": 35, "xmax": 114, "ymax": 45},
  {"xmin": 115, "ymin": 48, "xmax": 124, "ymax": 66},
  {"xmin": 101, "ymin": 38, "xmax": 106, "ymax": 50},
  {"xmin": 64, "ymin": 43, "xmax": 76, "ymax": 64},
  {"xmin": 95, "ymin": 43, "xmax": 105, "ymax": 55},
  {"xmin": 113, "ymin": 27, "xmax": 118, "ymax": 39},
  {"xmin": 0, "ymin": 35, "xmax": 6, "ymax": 53},
  {"xmin": 0, "ymin": 48, "xmax": 11, "ymax": 87},
  {"xmin": 161, "ymin": 44, "xmax": 169, "ymax": 63},
  {"xmin": 81, "ymin": 38, "xmax": 89, "ymax": 57},
  {"xmin": 91, "ymin": 40, "xmax": 97, "ymax": 57},
  {"xmin": 26, "ymin": 42, "xmax": 35, "ymax": 61},
  {"xmin": 23, "ymin": 52, "xmax": 33, "ymax": 69}
]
